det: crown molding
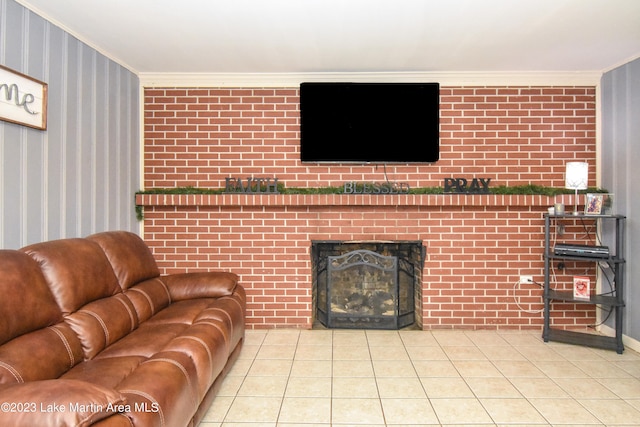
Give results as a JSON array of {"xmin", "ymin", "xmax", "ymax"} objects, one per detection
[
  {"xmin": 139, "ymin": 71, "xmax": 602, "ymax": 88},
  {"xmin": 601, "ymin": 53, "xmax": 640, "ymax": 74}
]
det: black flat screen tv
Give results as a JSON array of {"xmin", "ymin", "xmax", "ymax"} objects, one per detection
[{"xmin": 299, "ymin": 82, "xmax": 439, "ymax": 163}]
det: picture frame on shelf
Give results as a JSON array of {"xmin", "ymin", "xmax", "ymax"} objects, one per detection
[
  {"xmin": 585, "ymin": 193, "xmax": 603, "ymax": 215},
  {"xmin": 600, "ymin": 193, "xmax": 615, "ymax": 215},
  {"xmin": 573, "ymin": 276, "xmax": 591, "ymax": 300}
]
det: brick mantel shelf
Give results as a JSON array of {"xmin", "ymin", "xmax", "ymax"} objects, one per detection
[{"xmin": 136, "ymin": 193, "xmax": 573, "ymax": 208}]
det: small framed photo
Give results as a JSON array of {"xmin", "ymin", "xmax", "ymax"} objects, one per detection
[
  {"xmin": 585, "ymin": 193, "xmax": 603, "ymax": 215},
  {"xmin": 573, "ymin": 276, "xmax": 591, "ymax": 300}
]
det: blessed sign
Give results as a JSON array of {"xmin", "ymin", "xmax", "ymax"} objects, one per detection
[{"xmin": 343, "ymin": 181, "xmax": 410, "ymax": 194}]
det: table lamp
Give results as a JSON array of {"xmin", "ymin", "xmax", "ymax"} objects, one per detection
[{"xmin": 565, "ymin": 162, "xmax": 588, "ymax": 215}]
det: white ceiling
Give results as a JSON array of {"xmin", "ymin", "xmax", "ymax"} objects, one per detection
[{"xmin": 15, "ymin": 0, "xmax": 640, "ymax": 81}]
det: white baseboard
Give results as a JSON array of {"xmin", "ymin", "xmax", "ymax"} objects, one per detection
[{"xmin": 599, "ymin": 324, "xmax": 640, "ymax": 354}]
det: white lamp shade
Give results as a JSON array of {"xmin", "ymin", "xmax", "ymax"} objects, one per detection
[{"xmin": 565, "ymin": 162, "xmax": 588, "ymax": 190}]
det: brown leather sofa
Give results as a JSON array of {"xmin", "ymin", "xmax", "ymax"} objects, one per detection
[{"xmin": 0, "ymin": 231, "xmax": 245, "ymax": 427}]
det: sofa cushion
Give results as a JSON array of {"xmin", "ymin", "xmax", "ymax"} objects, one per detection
[
  {"xmin": 0, "ymin": 250, "xmax": 62, "ymax": 345},
  {"xmin": 88, "ymin": 231, "xmax": 160, "ymax": 290},
  {"xmin": 194, "ymin": 289, "xmax": 246, "ymax": 355},
  {"xmin": 21, "ymin": 238, "xmax": 121, "ymax": 315},
  {"xmin": 0, "ymin": 323, "xmax": 83, "ymax": 383},
  {"xmin": 0, "ymin": 380, "xmax": 126, "ymax": 427},
  {"xmin": 93, "ymin": 299, "xmax": 219, "ymax": 360},
  {"xmin": 163, "ymin": 271, "xmax": 238, "ymax": 301},
  {"xmin": 62, "ymin": 356, "xmax": 146, "ymax": 389},
  {"xmin": 125, "ymin": 278, "xmax": 172, "ymax": 323},
  {"xmin": 94, "ymin": 323, "xmax": 188, "ymax": 360},
  {"xmin": 114, "ymin": 356, "xmax": 199, "ymax": 427},
  {"xmin": 160, "ymin": 322, "xmax": 230, "ymax": 397},
  {"xmin": 142, "ymin": 299, "xmax": 216, "ymax": 327},
  {"xmin": 65, "ymin": 294, "xmax": 139, "ymax": 359}
]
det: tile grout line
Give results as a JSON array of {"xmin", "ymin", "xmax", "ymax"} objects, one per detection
[{"xmin": 397, "ymin": 330, "xmax": 443, "ymax": 427}]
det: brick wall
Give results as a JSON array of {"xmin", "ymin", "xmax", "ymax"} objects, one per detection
[{"xmin": 141, "ymin": 86, "xmax": 597, "ymax": 330}]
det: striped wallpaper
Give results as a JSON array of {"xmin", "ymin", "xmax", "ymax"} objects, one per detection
[{"xmin": 0, "ymin": 0, "xmax": 140, "ymax": 248}]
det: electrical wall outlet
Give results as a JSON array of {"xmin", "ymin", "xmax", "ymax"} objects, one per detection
[{"xmin": 519, "ymin": 275, "xmax": 534, "ymax": 284}]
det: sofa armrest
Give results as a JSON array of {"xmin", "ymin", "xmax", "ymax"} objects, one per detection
[
  {"xmin": 162, "ymin": 271, "xmax": 239, "ymax": 301},
  {"xmin": 0, "ymin": 379, "xmax": 125, "ymax": 427}
]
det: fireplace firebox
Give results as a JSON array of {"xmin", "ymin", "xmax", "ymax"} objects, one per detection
[{"xmin": 311, "ymin": 241, "xmax": 425, "ymax": 329}]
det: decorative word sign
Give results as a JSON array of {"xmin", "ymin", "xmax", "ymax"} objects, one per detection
[
  {"xmin": 224, "ymin": 177, "xmax": 279, "ymax": 193},
  {"xmin": 444, "ymin": 177, "xmax": 491, "ymax": 193},
  {"xmin": 0, "ymin": 65, "xmax": 48, "ymax": 130},
  {"xmin": 343, "ymin": 181, "xmax": 410, "ymax": 194}
]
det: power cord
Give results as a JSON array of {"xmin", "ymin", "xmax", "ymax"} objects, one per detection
[{"xmin": 513, "ymin": 278, "xmax": 544, "ymax": 314}]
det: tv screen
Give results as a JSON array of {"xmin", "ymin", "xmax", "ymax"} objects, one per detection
[{"xmin": 299, "ymin": 82, "xmax": 439, "ymax": 163}]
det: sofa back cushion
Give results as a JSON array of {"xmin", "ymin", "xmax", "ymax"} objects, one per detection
[
  {"xmin": 21, "ymin": 238, "xmax": 121, "ymax": 315},
  {"xmin": 21, "ymin": 238, "xmax": 137, "ymax": 359},
  {"xmin": 0, "ymin": 250, "xmax": 83, "ymax": 383},
  {"xmin": 125, "ymin": 278, "xmax": 172, "ymax": 323},
  {"xmin": 88, "ymin": 231, "xmax": 160, "ymax": 290},
  {"xmin": 0, "ymin": 250, "xmax": 62, "ymax": 345},
  {"xmin": 87, "ymin": 231, "xmax": 171, "ymax": 324}
]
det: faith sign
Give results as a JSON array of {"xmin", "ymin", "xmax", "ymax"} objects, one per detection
[{"xmin": 0, "ymin": 65, "xmax": 48, "ymax": 130}]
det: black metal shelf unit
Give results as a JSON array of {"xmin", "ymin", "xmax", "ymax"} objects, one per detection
[{"xmin": 542, "ymin": 213, "xmax": 626, "ymax": 353}]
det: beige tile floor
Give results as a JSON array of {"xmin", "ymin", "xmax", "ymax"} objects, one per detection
[{"xmin": 199, "ymin": 329, "xmax": 640, "ymax": 426}]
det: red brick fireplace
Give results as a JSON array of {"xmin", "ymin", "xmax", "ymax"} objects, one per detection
[{"xmin": 140, "ymin": 85, "xmax": 597, "ymax": 330}]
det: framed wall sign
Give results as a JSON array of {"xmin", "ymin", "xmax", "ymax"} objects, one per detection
[{"xmin": 0, "ymin": 64, "xmax": 48, "ymax": 130}]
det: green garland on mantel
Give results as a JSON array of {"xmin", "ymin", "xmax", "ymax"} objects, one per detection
[
  {"xmin": 135, "ymin": 185, "xmax": 607, "ymax": 221},
  {"xmin": 136, "ymin": 184, "xmax": 607, "ymax": 196}
]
